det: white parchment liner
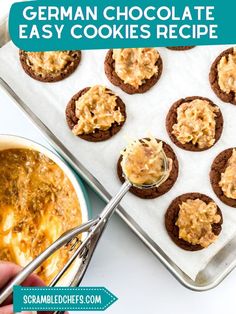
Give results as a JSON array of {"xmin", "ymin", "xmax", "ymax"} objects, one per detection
[{"xmin": 0, "ymin": 43, "xmax": 236, "ymax": 280}]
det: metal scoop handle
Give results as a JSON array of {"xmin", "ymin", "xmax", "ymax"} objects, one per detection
[
  {"xmin": 0, "ymin": 219, "xmax": 97, "ymax": 304},
  {"xmin": 50, "ymin": 180, "xmax": 131, "ymax": 286},
  {"xmin": 0, "ymin": 180, "xmax": 131, "ymax": 305}
]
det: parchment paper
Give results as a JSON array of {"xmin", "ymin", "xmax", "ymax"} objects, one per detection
[{"xmin": 0, "ymin": 42, "xmax": 236, "ymax": 280}]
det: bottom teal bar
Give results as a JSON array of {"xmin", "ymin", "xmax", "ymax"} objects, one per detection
[{"xmin": 13, "ymin": 286, "xmax": 118, "ymax": 312}]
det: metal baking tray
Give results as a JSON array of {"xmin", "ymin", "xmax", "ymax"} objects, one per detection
[{"xmin": 1, "ymin": 77, "xmax": 236, "ymax": 291}]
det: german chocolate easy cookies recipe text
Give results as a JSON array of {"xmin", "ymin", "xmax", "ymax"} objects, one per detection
[{"xmin": 19, "ymin": 5, "xmax": 218, "ymax": 40}]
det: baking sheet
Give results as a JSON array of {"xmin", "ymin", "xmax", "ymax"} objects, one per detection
[{"xmin": 0, "ymin": 43, "xmax": 236, "ymax": 280}]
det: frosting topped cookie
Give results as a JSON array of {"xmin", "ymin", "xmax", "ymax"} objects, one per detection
[
  {"xmin": 20, "ymin": 50, "xmax": 81, "ymax": 82},
  {"xmin": 210, "ymin": 148, "xmax": 236, "ymax": 208},
  {"xmin": 219, "ymin": 149, "xmax": 236, "ymax": 199},
  {"xmin": 66, "ymin": 86, "xmax": 126, "ymax": 142},
  {"xmin": 217, "ymin": 48, "xmax": 236, "ymax": 94},
  {"xmin": 176, "ymin": 198, "xmax": 221, "ymax": 248},
  {"xmin": 104, "ymin": 48, "xmax": 163, "ymax": 94},
  {"xmin": 165, "ymin": 193, "xmax": 223, "ymax": 251},
  {"xmin": 166, "ymin": 96, "xmax": 223, "ymax": 151},
  {"xmin": 172, "ymin": 99, "xmax": 219, "ymax": 149},
  {"xmin": 26, "ymin": 51, "xmax": 75, "ymax": 76},
  {"xmin": 210, "ymin": 47, "xmax": 236, "ymax": 105},
  {"xmin": 72, "ymin": 85, "xmax": 125, "ymax": 136},
  {"xmin": 112, "ymin": 48, "xmax": 159, "ymax": 89}
]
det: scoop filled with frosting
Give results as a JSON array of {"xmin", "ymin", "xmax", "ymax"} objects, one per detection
[{"xmin": 121, "ymin": 137, "xmax": 172, "ymax": 188}]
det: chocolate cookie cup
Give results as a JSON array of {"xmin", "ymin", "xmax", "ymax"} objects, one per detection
[
  {"xmin": 117, "ymin": 139, "xmax": 179, "ymax": 199},
  {"xmin": 210, "ymin": 148, "xmax": 236, "ymax": 207},
  {"xmin": 167, "ymin": 46, "xmax": 195, "ymax": 51},
  {"xmin": 66, "ymin": 87, "xmax": 126, "ymax": 142},
  {"xmin": 209, "ymin": 48, "xmax": 236, "ymax": 105},
  {"xmin": 166, "ymin": 96, "xmax": 224, "ymax": 152},
  {"xmin": 165, "ymin": 193, "xmax": 223, "ymax": 251},
  {"xmin": 19, "ymin": 50, "xmax": 81, "ymax": 83},
  {"xmin": 104, "ymin": 49, "xmax": 163, "ymax": 94}
]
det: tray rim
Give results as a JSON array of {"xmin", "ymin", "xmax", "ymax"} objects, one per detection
[{"xmin": 1, "ymin": 77, "xmax": 236, "ymax": 291}]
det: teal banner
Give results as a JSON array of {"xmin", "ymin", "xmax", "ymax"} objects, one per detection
[
  {"xmin": 9, "ymin": 0, "xmax": 236, "ymax": 51},
  {"xmin": 13, "ymin": 286, "xmax": 118, "ymax": 312}
]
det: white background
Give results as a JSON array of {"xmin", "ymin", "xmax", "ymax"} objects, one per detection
[{"xmin": 0, "ymin": 72, "xmax": 236, "ymax": 314}]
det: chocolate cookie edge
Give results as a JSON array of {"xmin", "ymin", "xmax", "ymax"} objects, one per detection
[
  {"xmin": 104, "ymin": 49, "xmax": 163, "ymax": 94},
  {"xmin": 166, "ymin": 96, "xmax": 224, "ymax": 152},
  {"xmin": 65, "ymin": 87, "xmax": 127, "ymax": 142},
  {"xmin": 209, "ymin": 47, "xmax": 236, "ymax": 105},
  {"xmin": 165, "ymin": 192, "xmax": 223, "ymax": 251},
  {"xmin": 19, "ymin": 50, "xmax": 82, "ymax": 83},
  {"xmin": 210, "ymin": 148, "xmax": 236, "ymax": 207}
]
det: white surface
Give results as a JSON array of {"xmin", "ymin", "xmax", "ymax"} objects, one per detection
[
  {"xmin": 0, "ymin": 0, "xmax": 14, "ymax": 20},
  {"xmin": 0, "ymin": 0, "xmax": 25, "ymax": 19},
  {"xmin": 0, "ymin": 88, "xmax": 236, "ymax": 314},
  {"xmin": 0, "ymin": 0, "xmax": 27, "ymax": 46},
  {"xmin": 1, "ymin": 43, "xmax": 236, "ymax": 279}
]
